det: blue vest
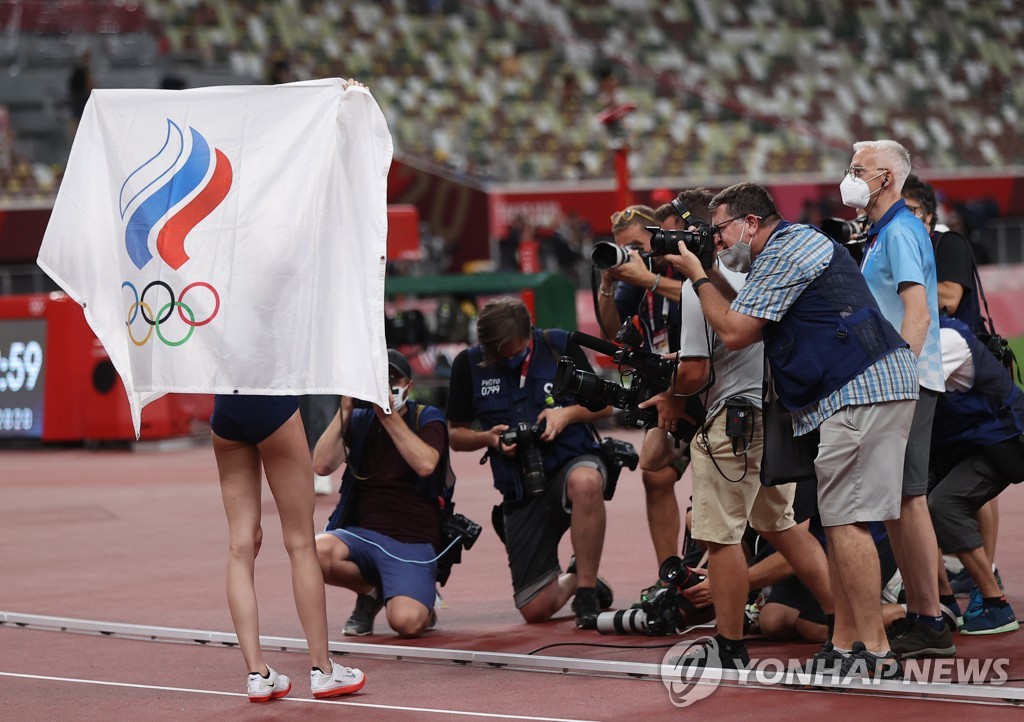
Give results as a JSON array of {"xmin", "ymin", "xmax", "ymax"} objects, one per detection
[
  {"xmin": 763, "ymin": 231, "xmax": 907, "ymax": 411},
  {"xmin": 933, "ymin": 317, "xmax": 1024, "ymax": 446},
  {"xmin": 468, "ymin": 328, "xmax": 599, "ymax": 499},
  {"xmin": 324, "ymin": 401, "xmax": 450, "ymax": 531}
]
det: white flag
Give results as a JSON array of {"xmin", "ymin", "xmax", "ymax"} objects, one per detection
[{"xmin": 37, "ymin": 79, "xmax": 394, "ymax": 436}]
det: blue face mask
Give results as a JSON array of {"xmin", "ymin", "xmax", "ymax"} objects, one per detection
[{"xmin": 501, "ymin": 345, "xmax": 530, "ymax": 370}]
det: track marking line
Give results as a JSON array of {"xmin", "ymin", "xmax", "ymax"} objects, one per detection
[{"xmin": 0, "ymin": 671, "xmax": 604, "ymax": 721}]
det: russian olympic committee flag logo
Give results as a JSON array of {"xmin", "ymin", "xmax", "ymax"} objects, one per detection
[{"xmin": 119, "ymin": 119, "xmax": 232, "ymax": 347}]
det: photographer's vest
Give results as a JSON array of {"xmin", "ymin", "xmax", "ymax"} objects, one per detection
[
  {"xmin": 468, "ymin": 328, "xmax": 599, "ymax": 500},
  {"xmin": 324, "ymin": 401, "xmax": 451, "ymax": 532},
  {"xmin": 762, "ymin": 228, "xmax": 907, "ymax": 411},
  {"xmin": 933, "ymin": 317, "xmax": 1024, "ymax": 446}
]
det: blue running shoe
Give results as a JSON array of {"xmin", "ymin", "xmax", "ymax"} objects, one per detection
[
  {"xmin": 964, "ymin": 587, "xmax": 983, "ymax": 620},
  {"xmin": 961, "ymin": 603, "xmax": 1020, "ymax": 636}
]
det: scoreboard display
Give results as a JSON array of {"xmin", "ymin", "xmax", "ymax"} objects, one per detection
[{"xmin": 0, "ymin": 318, "xmax": 47, "ymax": 438}]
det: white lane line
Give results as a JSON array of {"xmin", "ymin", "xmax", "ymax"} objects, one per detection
[{"xmin": 0, "ymin": 671, "xmax": 604, "ymax": 722}]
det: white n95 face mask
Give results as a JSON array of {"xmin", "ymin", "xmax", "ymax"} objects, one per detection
[
  {"xmin": 840, "ymin": 171, "xmax": 884, "ymax": 209},
  {"xmin": 391, "ymin": 384, "xmax": 410, "ymax": 412}
]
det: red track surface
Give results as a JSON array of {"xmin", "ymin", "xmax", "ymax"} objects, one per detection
[{"xmin": 3, "ymin": 429, "xmax": 1024, "ymax": 719}]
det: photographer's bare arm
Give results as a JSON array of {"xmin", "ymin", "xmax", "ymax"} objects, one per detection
[
  {"xmin": 537, "ymin": 404, "xmax": 612, "ymax": 442},
  {"xmin": 449, "ymin": 422, "xmax": 508, "ymax": 453},
  {"xmin": 374, "ymin": 404, "xmax": 440, "ymax": 477},
  {"xmin": 638, "ymin": 354, "xmax": 710, "ymax": 433},
  {"xmin": 597, "ymin": 250, "xmax": 683, "ymax": 339},
  {"xmin": 312, "ymin": 396, "xmax": 355, "ymax": 476},
  {"xmin": 450, "ymin": 401, "xmax": 610, "ymax": 452}
]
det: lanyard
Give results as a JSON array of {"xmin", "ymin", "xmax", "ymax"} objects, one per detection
[
  {"xmin": 645, "ymin": 267, "xmax": 671, "ymax": 326},
  {"xmin": 518, "ymin": 337, "xmax": 535, "ymax": 389}
]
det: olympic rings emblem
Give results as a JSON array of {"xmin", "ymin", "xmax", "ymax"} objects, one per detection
[{"xmin": 122, "ymin": 280, "xmax": 220, "ymax": 347}]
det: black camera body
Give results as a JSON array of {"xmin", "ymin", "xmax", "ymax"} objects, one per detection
[
  {"xmin": 552, "ymin": 331, "xmax": 703, "ymax": 441},
  {"xmin": 646, "ymin": 223, "xmax": 715, "ymax": 268},
  {"xmin": 436, "ymin": 510, "xmax": 483, "ymax": 586},
  {"xmin": 600, "ymin": 437, "xmax": 639, "ymax": 472},
  {"xmin": 442, "ymin": 511, "xmax": 482, "ymax": 551},
  {"xmin": 979, "ymin": 331, "xmax": 1017, "ymax": 372},
  {"xmin": 596, "ymin": 555, "xmax": 706, "ymax": 635},
  {"xmin": 500, "ymin": 421, "xmax": 548, "ymax": 497},
  {"xmin": 499, "ymin": 421, "xmax": 544, "ymax": 447}
]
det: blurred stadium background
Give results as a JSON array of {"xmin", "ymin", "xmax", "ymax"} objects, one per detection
[{"xmin": 0, "ymin": 0, "xmax": 1022, "ymax": 441}]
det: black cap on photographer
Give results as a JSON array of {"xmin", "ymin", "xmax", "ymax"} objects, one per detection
[{"xmin": 387, "ymin": 348, "xmax": 413, "ymax": 380}]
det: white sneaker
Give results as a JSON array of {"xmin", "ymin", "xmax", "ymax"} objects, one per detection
[
  {"xmin": 313, "ymin": 474, "xmax": 335, "ymax": 495},
  {"xmin": 247, "ymin": 665, "xmax": 291, "ymax": 703},
  {"xmin": 310, "ymin": 660, "xmax": 366, "ymax": 699}
]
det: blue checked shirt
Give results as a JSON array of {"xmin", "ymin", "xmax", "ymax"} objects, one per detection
[{"xmin": 732, "ymin": 222, "xmax": 919, "ymax": 435}]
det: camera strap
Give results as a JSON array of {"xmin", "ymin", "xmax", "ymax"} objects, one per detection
[{"xmin": 936, "ymin": 231, "xmax": 1021, "ymax": 382}]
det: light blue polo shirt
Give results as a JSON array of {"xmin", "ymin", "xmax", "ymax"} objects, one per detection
[{"xmin": 861, "ymin": 199, "xmax": 943, "ymax": 392}]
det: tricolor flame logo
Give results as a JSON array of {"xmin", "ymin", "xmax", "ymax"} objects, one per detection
[{"xmin": 120, "ymin": 119, "xmax": 232, "ymax": 270}]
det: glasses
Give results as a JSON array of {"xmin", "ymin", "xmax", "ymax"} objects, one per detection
[
  {"xmin": 610, "ymin": 207, "xmax": 656, "ymax": 225},
  {"xmin": 845, "ymin": 166, "xmax": 889, "ymax": 179},
  {"xmin": 904, "ymin": 201, "xmax": 923, "ymax": 219},
  {"xmin": 712, "ymin": 215, "xmax": 744, "ymax": 239}
]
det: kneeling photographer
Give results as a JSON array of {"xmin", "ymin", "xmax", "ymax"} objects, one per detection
[
  {"xmin": 595, "ymin": 192, "xmax": 714, "ymax": 599},
  {"xmin": 446, "ymin": 297, "xmax": 618, "ymax": 629},
  {"xmin": 315, "ymin": 350, "xmax": 464, "ymax": 639},
  {"xmin": 637, "ymin": 210, "xmax": 833, "ymax": 669}
]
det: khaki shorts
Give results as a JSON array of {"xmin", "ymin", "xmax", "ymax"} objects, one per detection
[
  {"xmin": 815, "ymin": 400, "xmax": 914, "ymax": 527},
  {"xmin": 689, "ymin": 407, "xmax": 795, "ymax": 545}
]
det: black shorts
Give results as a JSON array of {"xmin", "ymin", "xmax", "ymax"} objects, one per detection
[
  {"xmin": 211, "ymin": 394, "xmax": 299, "ymax": 444},
  {"xmin": 502, "ymin": 454, "xmax": 607, "ymax": 608}
]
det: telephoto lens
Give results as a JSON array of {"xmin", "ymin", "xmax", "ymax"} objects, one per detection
[
  {"xmin": 596, "ymin": 608, "xmax": 649, "ymax": 635},
  {"xmin": 591, "ymin": 241, "xmax": 631, "ymax": 270}
]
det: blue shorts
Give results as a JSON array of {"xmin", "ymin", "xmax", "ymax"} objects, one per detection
[
  {"xmin": 326, "ymin": 526, "xmax": 437, "ymax": 610},
  {"xmin": 210, "ymin": 394, "xmax": 299, "ymax": 444}
]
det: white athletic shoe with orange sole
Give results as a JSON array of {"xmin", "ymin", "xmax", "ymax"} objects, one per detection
[
  {"xmin": 247, "ymin": 666, "xmax": 291, "ymax": 703},
  {"xmin": 310, "ymin": 660, "xmax": 366, "ymax": 698}
]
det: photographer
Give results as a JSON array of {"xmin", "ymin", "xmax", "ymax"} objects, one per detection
[
  {"xmin": 927, "ymin": 316, "xmax": 1023, "ymax": 635},
  {"xmin": 639, "ymin": 204, "xmax": 833, "ymax": 669},
  {"xmin": 446, "ymin": 297, "xmax": 614, "ymax": 629},
  {"xmin": 596, "ymin": 204, "xmax": 681, "ymax": 351},
  {"xmin": 668, "ymin": 182, "xmax": 919, "ymax": 679},
  {"xmin": 847, "ymin": 140, "xmax": 950, "ymax": 660},
  {"xmin": 625, "ymin": 191, "xmax": 715, "ymax": 594},
  {"xmin": 314, "ymin": 350, "xmax": 450, "ymax": 638}
]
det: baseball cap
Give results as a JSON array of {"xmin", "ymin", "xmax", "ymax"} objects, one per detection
[{"xmin": 387, "ymin": 349, "xmax": 413, "ymax": 380}]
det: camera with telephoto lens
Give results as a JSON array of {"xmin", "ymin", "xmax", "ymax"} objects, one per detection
[
  {"xmin": 591, "ymin": 241, "xmax": 646, "ymax": 271},
  {"xmin": 499, "ymin": 421, "xmax": 548, "ymax": 497},
  {"xmin": 595, "ymin": 555, "xmax": 706, "ymax": 635},
  {"xmin": 436, "ymin": 510, "xmax": 483, "ymax": 586},
  {"xmin": 645, "ymin": 223, "xmax": 716, "ymax": 268},
  {"xmin": 820, "ymin": 216, "xmax": 869, "ymax": 246},
  {"xmin": 552, "ymin": 329, "xmax": 704, "ymax": 441}
]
